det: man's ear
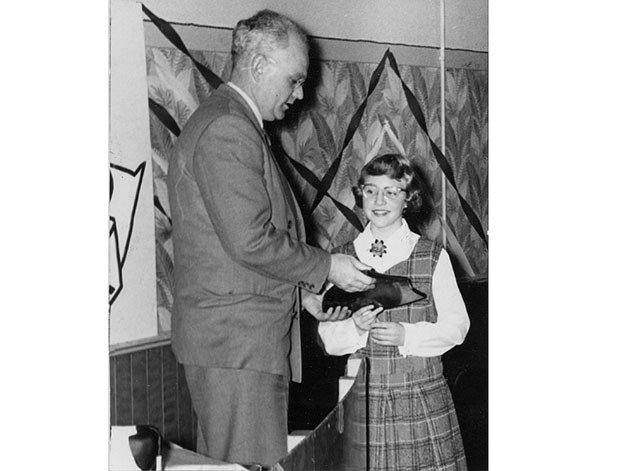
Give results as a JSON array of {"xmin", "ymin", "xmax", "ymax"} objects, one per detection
[{"xmin": 250, "ymin": 53, "xmax": 268, "ymax": 82}]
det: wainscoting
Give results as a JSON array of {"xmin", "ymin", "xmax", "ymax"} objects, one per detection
[
  {"xmin": 109, "ymin": 343, "xmax": 197, "ymax": 451},
  {"xmin": 108, "ymin": 324, "xmax": 347, "ymax": 453}
]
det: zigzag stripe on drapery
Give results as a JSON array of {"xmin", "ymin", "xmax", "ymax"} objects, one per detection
[{"xmin": 309, "ymin": 50, "xmax": 390, "ymax": 213}]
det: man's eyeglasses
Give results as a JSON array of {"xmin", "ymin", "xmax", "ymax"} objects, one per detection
[
  {"xmin": 360, "ymin": 184, "xmax": 407, "ymax": 200},
  {"xmin": 265, "ymin": 56, "xmax": 305, "ymax": 90}
]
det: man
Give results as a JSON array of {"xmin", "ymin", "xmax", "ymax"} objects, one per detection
[{"xmin": 166, "ymin": 9, "xmax": 374, "ymax": 467}]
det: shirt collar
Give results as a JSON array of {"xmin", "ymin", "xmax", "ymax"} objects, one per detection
[{"xmin": 227, "ymin": 81, "xmax": 263, "ymax": 128}]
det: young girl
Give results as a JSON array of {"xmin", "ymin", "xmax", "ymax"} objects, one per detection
[{"xmin": 317, "ymin": 153, "xmax": 470, "ymax": 470}]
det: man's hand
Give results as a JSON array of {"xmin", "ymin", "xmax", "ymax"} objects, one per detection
[
  {"xmin": 302, "ymin": 291, "xmax": 351, "ymax": 321},
  {"xmin": 328, "ymin": 254, "xmax": 375, "ymax": 292},
  {"xmin": 369, "ymin": 321, "xmax": 405, "ymax": 346}
]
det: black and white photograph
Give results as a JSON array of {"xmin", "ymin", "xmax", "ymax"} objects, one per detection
[
  {"xmin": 6, "ymin": 1, "xmax": 620, "ymax": 471},
  {"xmin": 108, "ymin": 1, "xmax": 487, "ymax": 469}
]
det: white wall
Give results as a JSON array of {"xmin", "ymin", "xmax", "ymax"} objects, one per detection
[
  {"xmin": 109, "ymin": 0, "xmax": 158, "ymax": 346},
  {"xmin": 141, "ymin": 0, "xmax": 487, "ymax": 52}
]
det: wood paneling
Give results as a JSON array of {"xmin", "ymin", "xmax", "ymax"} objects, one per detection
[
  {"xmin": 114, "ymin": 353, "xmax": 133, "ymax": 425},
  {"xmin": 110, "ymin": 343, "xmax": 197, "ymax": 451},
  {"xmin": 146, "ymin": 348, "xmax": 164, "ymax": 434},
  {"xmin": 109, "ymin": 354, "xmax": 116, "ymax": 425},
  {"xmin": 131, "ymin": 350, "xmax": 149, "ymax": 424}
]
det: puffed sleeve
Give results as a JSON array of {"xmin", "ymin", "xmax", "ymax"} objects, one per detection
[
  {"xmin": 318, "ymin": 318, "xmax": 368, "ymax": 356},
  {"xmin": 398, "ymin": 249, "xmax": 470, "ymax": 357}
]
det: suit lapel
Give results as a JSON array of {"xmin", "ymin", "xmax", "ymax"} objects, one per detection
[
  {"xmin": 223, "ymin": 84, "xmax": 305, "ymax": 240},
  {"xmin": 259, "ymin": 129, "xmax": 305, "ymax": 237}
]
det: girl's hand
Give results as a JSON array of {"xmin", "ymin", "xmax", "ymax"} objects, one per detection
[
  {"xmin": 302, "ymin": 292, "xmax": 351, "ymax": 321},
  {"xmin": 370, "ymin": 321, "xmax": 405, "ymax": 346},
  {"xmin": 352, "ymin": 305, "xmax": 383, "ymax": 335},
  {"xmin": 318, "ymin": 305, "xmax": 351, "ymax": 321}
]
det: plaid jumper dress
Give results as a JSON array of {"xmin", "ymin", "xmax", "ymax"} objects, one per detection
[{"xmin": 339, "ymin": 238, "xmax": 467, "ymax": 471}]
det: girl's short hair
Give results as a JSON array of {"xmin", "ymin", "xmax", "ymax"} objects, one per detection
[{"xmin": 353, "ymin": 153, "xmax": 435, "ymax": 233}]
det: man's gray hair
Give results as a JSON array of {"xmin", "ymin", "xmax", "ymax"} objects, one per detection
[{"xmin": 231, "ymin": 10, "xmax": 308, "ymax": 67}]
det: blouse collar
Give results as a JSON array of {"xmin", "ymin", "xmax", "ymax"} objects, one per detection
[{"xmin": 353, "ymin": 219, "xmax": 419, "ymax": 273}]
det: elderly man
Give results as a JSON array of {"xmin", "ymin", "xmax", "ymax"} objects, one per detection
[{"xmin": 166, "ymin": 9, "xmax": 374, "ymax": 467}]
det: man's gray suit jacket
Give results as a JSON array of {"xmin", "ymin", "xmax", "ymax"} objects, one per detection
[{"xmin": 167, "ymin": 84, "xmax": 331, "ymax": 380}]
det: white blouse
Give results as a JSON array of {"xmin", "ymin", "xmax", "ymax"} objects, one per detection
[{"xmin": 318, "ymin": 220, "xmax": 470, "ymax": 358}]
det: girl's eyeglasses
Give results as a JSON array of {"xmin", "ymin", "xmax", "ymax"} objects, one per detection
[{"xmin": 360, "ymin": 184, "xmax": 407, "ymax": 200}]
